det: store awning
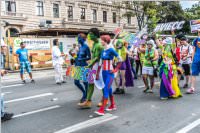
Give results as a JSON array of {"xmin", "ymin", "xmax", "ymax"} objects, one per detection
[{"xmin": 18, "ymin": 28, "xmax": 114, "ymax": 36}]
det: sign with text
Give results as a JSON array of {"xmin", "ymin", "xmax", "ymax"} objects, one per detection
[
  {"xmin": 154, "ymin": 21, "xmax": 185, "ymax": 32},
  {"xmin": 190, "ymin": 19, "xmax": 200, "ymax": 33},
  {"xmin": 14, "ymin": 38, "xmax": 50, "ymax": 51}
]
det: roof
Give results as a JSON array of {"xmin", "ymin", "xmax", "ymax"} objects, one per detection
[{"xmin": 18, "ymin": 28, "xmax": 114, "ymax": 36}]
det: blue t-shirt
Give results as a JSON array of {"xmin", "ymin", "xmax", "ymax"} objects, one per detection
[
  {"xmin": 101, "ymin": 48, "xmax": 119, "ymax": 60},
  {"xmin": 192, "ymin": 38, "xmax": 200, "ymax": 63},
  {"xmin": 16, "ymin": 48, "xmax": 29, "ymax": 62}
]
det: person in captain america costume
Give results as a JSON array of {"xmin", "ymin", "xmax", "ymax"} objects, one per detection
[{"xmin": 95, "ymin": 35, "xmax": 122, "ymax": 116}]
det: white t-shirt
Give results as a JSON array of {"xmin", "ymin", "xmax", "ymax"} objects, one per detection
[{"xmin": 180, "ymin": 44, "xmax": 193, "ymax": 64}]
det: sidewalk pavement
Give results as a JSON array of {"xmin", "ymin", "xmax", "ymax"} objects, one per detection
[{"xmin": 2, "ymin": 68, "xmax": 67, "ymax": 83}]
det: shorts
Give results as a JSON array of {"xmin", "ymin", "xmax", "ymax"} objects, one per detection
[
  {"xmin": 20, "ymin": 61, "xmax": 32, "ymax": 74},
  {"xmin": 192, "ymin": 62, "xmax": 200, "ymax": 76},
  {"xmin": 182, "ymin": 64, "xmax": 191, "ymax": 76},
  {"xmin": 142, "ymin": 66, "xmax": 153, "ymax": 76},
  {"xmin": 120, "ymin": 61, "xmax": 126, "ymax": 70}
]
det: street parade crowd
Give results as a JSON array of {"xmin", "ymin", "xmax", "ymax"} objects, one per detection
[{"xmin": 1, "ymin": 27, "xmax": 200, "ymax": 121}]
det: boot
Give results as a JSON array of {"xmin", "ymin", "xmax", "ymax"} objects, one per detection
[
  {"xmin": 78, "ymin": 100, "xmax": 92, "ymax": 109},
  {"xmin": 113, "ymin": 88, "xmax": 121, "ymax": 94},
  {"xmin": 95, "ymin": 98, "xmax": 108, "ymax": 116},
  {"xmin": 97, "ymin": 97, "xmax": 108, "ymax": 107},
  {"xmin": 106, "ymin": 96, "xmax": 117, "ymax": 111}
]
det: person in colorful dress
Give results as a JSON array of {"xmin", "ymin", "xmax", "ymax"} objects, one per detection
[
  {"xmin": 95, "ymin": 35, "xmax": 122, "ymax": 116},
  {"xmin": 78, "ymin": 28, "xmax": 104, "ymax": 108},
  {"xmin": 156, "ymin": 37, "xmax": 182, "ymax": 99}
]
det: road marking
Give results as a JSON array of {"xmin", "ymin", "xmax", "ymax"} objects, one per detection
[
  {"xmin": 137, "ymin": 82, "xmax": 160, "ymax": 88},
  {"xmin": 1, "ymin": 92, "xmax": 12, "ymax": 96},
  {"xmin": 5, "ymin": 93, "xmax": 54, "ymax": 104},
  {"xmin": 13, "ymin": 105, "xmax": 60, "ymax": 118},
  {"xmin": 176, "ymin": 118, "xmax": 200, "ymax": 133},
  {"xmin": 1, "ymin": 83, "xmax": 24, "ymax": 89},
  {"xmin": 55, "ymin": 113, "xmax": 118, "ymax": 133}
]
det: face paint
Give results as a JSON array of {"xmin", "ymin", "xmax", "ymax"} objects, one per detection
[
  {"xmin": 77, "ymin": 35, "xmax": 85, "ymax": 45},
  {"xmin": 87, "ymin": 33, "xmax": 97, "ymax": 41},
  {"xmin": 116, "ymin": 40, "xmax": 124, "ymax": 49}
]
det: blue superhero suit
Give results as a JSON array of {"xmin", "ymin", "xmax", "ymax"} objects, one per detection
[
  {"xmin": 74, "ymin": 35, "xmax": 91, "ymax": 103},
  {"xmin": 100, "ymin": 48, "xmax": 119, "ymax": 99}
]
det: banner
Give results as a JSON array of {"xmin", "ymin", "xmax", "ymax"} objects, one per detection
[
  {"xmin": 14, "ymin": 38, "xmax": 50, "ymax": 51},
  {"xmin": 154, "ymin": 21, "xmax": 185, "ymax": 32},
  {"xmin": 190, "ymin": 19, "xmax": 200, "ymax": 33}
]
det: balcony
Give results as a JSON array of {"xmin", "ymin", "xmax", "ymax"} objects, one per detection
[
  {"xmin": 1, "ymin": 11, "xmax": 27, "ymax": 20},
  {"xmin": 124, "ymin": 24, "xmax": 137, "ymax": 29},
  {"xmin": 64, "ymin": 18, "xmax": 104, "ymax": 27}
]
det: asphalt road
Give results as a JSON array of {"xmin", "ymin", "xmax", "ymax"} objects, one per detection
[{"xmin": 1, "ymin": 70, "xmax": 200, "ymax": 133}]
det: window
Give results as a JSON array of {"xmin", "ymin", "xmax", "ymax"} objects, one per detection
[
  {"xmin": 113, "ymin": 12, "xmax": 116, "ymax": 23},
  {"xmin": 92, "ymin": 9, "xmax": 97, "ymax": 22},
  {"xmin": 36, "ymin": 1, "xmax": 44, "ymax": 16},
  {"xmin": 80, "ymin": 8, "xmax": 85, "ymax": 19},
  {"xmin": 6, "ymin": 28, "xmax": 19, "ymax": 37},
  {"xmin": 127, "ymin": 16, "xmax": 131, "ymax": 24},
  {"xmin": 103, "ymin": 11, "xmax": 107, "ymax": 23},
  {"xmin": 68, "ymin": 6, "xmax": 73, "ymax": 19},
  {"xmin": 53, "ymin": 3, "xmax": 59, "ymax": 18},
  {"xmin": 5, "ymin": 1, "xmax": 16, "ymax": 13}
]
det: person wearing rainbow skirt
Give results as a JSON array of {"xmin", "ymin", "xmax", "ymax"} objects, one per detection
[{"xmin": 156, "ymin": 37, "xmax": 182, "ymax": 100}]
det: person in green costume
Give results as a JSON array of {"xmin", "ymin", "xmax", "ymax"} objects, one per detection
[{"xmin": 78, "ymin": 28, "xmax": 104, "ymax": 108}]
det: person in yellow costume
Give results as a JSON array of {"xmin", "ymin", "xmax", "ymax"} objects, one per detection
[
  {"xmin": 156, "ymin": 36, "xmax": 182, "ymax": 99},
  {"xmin": 113, "ymin": 39, "xmax": 134, "ymax": 94}
]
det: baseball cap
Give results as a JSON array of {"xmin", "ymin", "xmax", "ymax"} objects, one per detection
[{"xmin": 147, "ymin": 40, "xmax": 154, "ymax": 45}]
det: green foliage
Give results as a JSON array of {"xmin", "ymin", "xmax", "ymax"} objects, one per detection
[{"xmin": 121, "ymin": 1, "xmax": 200, "ymax": 34}]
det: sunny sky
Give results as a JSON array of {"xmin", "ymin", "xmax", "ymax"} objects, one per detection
[{"xmin": 180, "ymin": 0, "xmax": 199, "ymax": 9}]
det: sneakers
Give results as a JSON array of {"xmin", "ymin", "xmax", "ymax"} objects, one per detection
[
  {"xmin": 79, "ymin": 100, "xmax": 92, "ymax": 109},
  {"xmin": 113, "ymin": 88, "xmax": 121, "ymax": 94},
  {"xmin": 62, "ymin": 81, "xmax": 66, "ymax": 83},
  {"xmin": 56, "ymin": 82, "xmax": 62, "ymax": 85},
  {"xmin": 143, "ymin": 87, "xmax": 149, "ymax": 93},
  {"xmin": 1, "ymin": 112, "xmax": 14, "ymax": 122},
  {"xmin": 186, "ymin": 88, "xmax": 195, "ymax": 94},
  {"xmin": 183, "ymin": 84, "xmax": 188, "ymax": 88},
  {"xmin": 160, "ymin": 97, "xmax": 168, "ymax": 100},
  {"xmin": 31, "ymin": 79, "xmax": 35, "ymax": 83},
  {"xmin": 22, "ymin": 79, "xmax": 35, "ymax": 84},
  {"xmin": 113, "ymin": 88, "xmax": 125, "ymax": 95},
  {"xmin": 22, "ymin": 80, "xmax": 26, "ymax": 84}
]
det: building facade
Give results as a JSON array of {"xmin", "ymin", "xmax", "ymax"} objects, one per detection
[{"xmin": 1, "ymin": 0, "xmax": 138, "ymax": 37}]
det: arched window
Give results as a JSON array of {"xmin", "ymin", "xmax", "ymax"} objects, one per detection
[{"xmin": 6, "ymin": 28, "xmax": 19, "ymax": 37}]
